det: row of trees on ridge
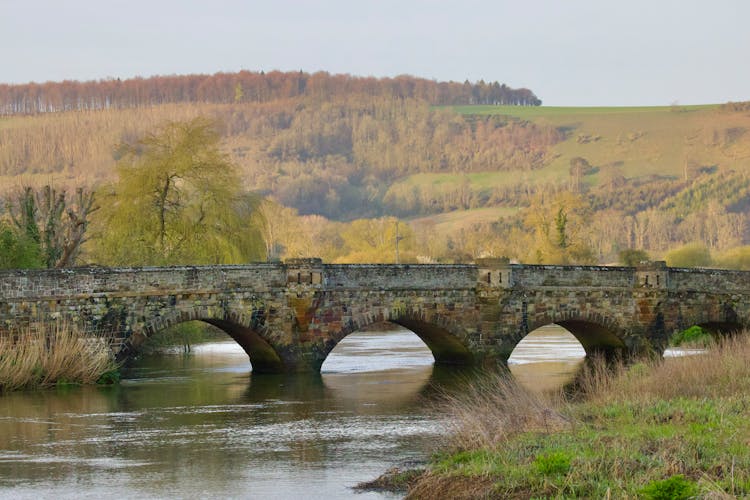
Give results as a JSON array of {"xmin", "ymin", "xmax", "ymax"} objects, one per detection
[{"xmin": 0, "ymin": 71, "xmax": 541, "ymax": 115}]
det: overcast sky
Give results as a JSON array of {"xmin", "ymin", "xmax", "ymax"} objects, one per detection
[{"xmin": 2, "ymin": 0, "xmax": 748, "ymax": 106}]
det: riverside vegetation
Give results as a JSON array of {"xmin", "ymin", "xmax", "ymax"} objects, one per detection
[
  {"xmin": 0, "ymin": 321, "xmax": 117, "ymax": 392},
  {"xmin": 367, "ymin": 334, "xmax": 750, "ymax": 499}
]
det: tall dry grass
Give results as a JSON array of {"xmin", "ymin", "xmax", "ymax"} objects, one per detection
[
  {"xmin": 437, "ymin": 333, "xmax": 750, "ymax": 451},
  {"xmin": 436, "ymin": 373, "xmax": 572, "ymax": 451},
  {"xmin": 0, "ymin": 321, "xmax": 116, "ymax": 391},
  {"xmin": 403, "ymin": 335, "xmax": 750, "ymax": 499},
  {"xmin": 577, "ymin": 333, "xmax": 750, "ymax": 404}
]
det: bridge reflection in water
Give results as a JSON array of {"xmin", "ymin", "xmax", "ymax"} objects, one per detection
[
  {"xmin": 322, "ymin": 323, "xmax": 591, "ymax": 395},
  {"xmin": 508, "ymin": 324, "xmax": 586, "ymax": 392}
]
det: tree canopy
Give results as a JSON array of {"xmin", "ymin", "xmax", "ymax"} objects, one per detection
[
  {"xmin": 92, "ymin": 118, "xmax": 265, "ymax": 265},
  {"xmin": 0, "ymin": 221, "xmax": 42, "ymax": 269}
]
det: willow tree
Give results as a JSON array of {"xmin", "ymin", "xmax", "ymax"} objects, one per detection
[{"xmin": 93, "ymin": 118, "xmax": 265, "ymax": 265}]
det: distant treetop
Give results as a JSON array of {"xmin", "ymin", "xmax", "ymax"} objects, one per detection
[{"xmin": 0, "ymin": 70, "xmax": 541, "ymax": 115}]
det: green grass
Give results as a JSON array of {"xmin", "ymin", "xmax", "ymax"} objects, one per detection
[
  {"xmin": 391, "ymin": 169, "xmax": 567, "ymax": 195},
  {"xmin": 438, "ymin": 103, "xmax": 750, "ymax": 192},
  {"xmin": 408, "ymin": 207, "xmax": 519, "ymax": 233},
  {"xmin": 399, "ymin": 336, "xmax": 750, "ymax": 499},
  {"xmin": 446, "ymin": 104, "xmax": 720, "ymax": 118},
  {"xmin": 411, "ymin": 396, "xmax": 749, "ymax": 499}
]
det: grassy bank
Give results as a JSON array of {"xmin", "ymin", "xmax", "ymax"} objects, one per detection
[
  {"xmin": 390, "ymin": 335, "xmax": 750, "ymax": 498},
  {"xmin": 0, "ymin": 322, "xmax": 118, "ymax": 391}
]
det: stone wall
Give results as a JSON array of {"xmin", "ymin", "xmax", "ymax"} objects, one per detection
[
  {"xmin": 668, "ymin": 267, "xmax": 750, "ymax": 293},
  {"xmin": 321, "ymin": 264, "xmax": 476, "ymax": 290},
  {"xmin": 509, "ymin": 264, "xmax": 634, "ymax": 288},
  {"xmin": 0, "ymin": 265, "xmax": 285, "ymax": 299},
  {"xmin": 2, "ymin": 261, "xmax": 750, "ymax": 373}
]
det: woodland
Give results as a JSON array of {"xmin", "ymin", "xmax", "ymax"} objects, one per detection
[{"xmin": 1, "ymin": 70, "xmax": 750, "ymax": 269}]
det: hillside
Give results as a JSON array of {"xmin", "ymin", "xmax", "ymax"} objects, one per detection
[
  {"xmin": 2, "ymin": 79, "xmax": 750, "ymax": 266},
  {"xmin": 394, "ymin": 104, "xmax": 750, "ymax": 209}
]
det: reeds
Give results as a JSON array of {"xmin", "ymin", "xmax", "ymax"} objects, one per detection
[
  {"xmin": 436, "ymin": 372, "xmax": 571, "ymax": 452},
  {"xmin": 0, "ymin": 321, "xmax": 117, "ymax": 391},
  {"xmin": 578, "ymin": 333, "xmax": 750, "ymax": 403}
]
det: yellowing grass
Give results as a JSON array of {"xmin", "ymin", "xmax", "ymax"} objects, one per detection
[
  {"xmin": 0, "ymin": 322, "xmax": 117, "ymax": 391},
  {"xmin": 578, "ymin": 334, "xmax": 750, "ymax": 403},
  {"xmin": 436, "ymin": 373, "xmax": 570, "ymax": 451}
]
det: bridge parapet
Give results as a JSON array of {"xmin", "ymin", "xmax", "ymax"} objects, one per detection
[
  {"xmin": 0, "ymin": 265, "xmax": 286, "ymax": 299},
  {"xmin": 509, "ymin": 264, "xmax": 634, "ymax": 288},
  {"xmin": 476, "ymin": 257, "xmax": 512, "ymax": 289},
  {"xmin": 668, "ymin": 266, "xmax": 750, "ymax": 293},
  {"xmin": 285, "ymin": 258, "xmax": 324, "ymax": 287},
  {"xmin": 321, "ymin": 264, "xmax": 476, "ymax": 290}
]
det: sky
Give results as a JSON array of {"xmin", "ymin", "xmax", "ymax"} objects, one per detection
[{"xmin": 2, "ymin": 0, "xmax": 749, "ymax": 106}]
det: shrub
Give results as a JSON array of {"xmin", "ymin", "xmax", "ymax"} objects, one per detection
[
  {"xmin": 533, "ymin": 451, "xmax": 572, "ymax": 476},
  {"xmin": 619, "ymin": 248, "xmax": 650, "ymax": 266},
  {"xmin": 640, "ymin": 474, "xmax": 698, "ymax": 500},
  {"xmin": 664, "ymin": 243, "xmax": 712, "ymax": 268},
  {"xmin": 669, "ymin": 325, "xmax": 713, "ymax": 347}
]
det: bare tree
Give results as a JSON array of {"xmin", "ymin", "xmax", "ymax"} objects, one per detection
[{"xmin": 7, "ymin": 185, "xmax": 97, "ymax": 268}]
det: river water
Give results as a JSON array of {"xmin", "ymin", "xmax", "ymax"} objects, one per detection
[{"xmin": 0, "ymin": 325, "xmax": 587, "ymax": 499}]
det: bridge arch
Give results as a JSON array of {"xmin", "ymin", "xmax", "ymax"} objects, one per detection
[
  {"xmin": 524, "ymin": 311, "xmax": 628, "ymax": 359},
  {"xmin": 318, "ymin": 307, "xmax": 475, "ymax": 369},
  {"xmin": 120, "ymin": 307, "xmax": 285, "ymax": 373},
  {"xmin": 678, "ymin": 304, "xmax": 746, "ymax": 338}
]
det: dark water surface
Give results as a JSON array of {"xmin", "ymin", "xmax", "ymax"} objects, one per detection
[{"xmin": 0, "ymin": 326, "xmax": 585, "ymax": 499}]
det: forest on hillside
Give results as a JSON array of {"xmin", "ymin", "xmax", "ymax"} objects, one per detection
[
  {"xmin": 0, "ymin": 96, "xmax": 561, "ymax": 219},
  {"xmin": 2, "ymin": 70, "xmax": 750, "ymax": 269}
]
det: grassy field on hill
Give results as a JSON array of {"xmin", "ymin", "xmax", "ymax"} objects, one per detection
[
  {"xmin": 432, "ymin": 103, "xmax": 750, "ymax": 188},
  {"xmin": 409, "ymin": 207, "xmax": 519, "ymax": 234}
]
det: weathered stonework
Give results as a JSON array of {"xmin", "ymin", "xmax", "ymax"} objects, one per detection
[{"xmin": 1, "ymin": 259, "xmax": 747, "ymax": 373}]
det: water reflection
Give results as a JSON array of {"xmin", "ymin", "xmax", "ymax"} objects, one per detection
[
  {"xmin": 0, "ymin": 325, "xmax": 598, "ymax": 499},
  {"xmin": 508, "ymin": 324, "xmax": 587, "ymax": 392},
  {"xmin": 0, "ymin": 329, "xmax": 443, "ymax": 499},
  {"xmin": 322, "ymin": 328, "xmax": 434, "ymax": 406}
]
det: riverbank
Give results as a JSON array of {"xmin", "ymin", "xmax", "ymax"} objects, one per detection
[
  {"xmin": 377, "ymin": 335, "xmax": 750, "ymax": 498},
  {"xmin": 0, "ymin": 322, "xmax": 117, "ymax": 391}
]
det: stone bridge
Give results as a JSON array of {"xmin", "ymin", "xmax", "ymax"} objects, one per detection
[{"xmin": 1, "ymin": 259, "xmax": 748, "ymax": 373}]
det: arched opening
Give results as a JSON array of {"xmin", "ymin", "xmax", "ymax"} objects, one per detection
[
  {"xmin": 320, "ymin": 317, "xmax": 474, "ymax": 373},
  {"xmin": 508, "ymin": 324, "xmax": 586, "ymax": 392},
  {"xmin": 321, "ymin": 322, "xmax": 434, "ymax": 373},
  {"xmin": 695, "ymin": 321, "xmax": 743, "ymax": 337},
  {"xmin": 320, "ymin": 322, "xmax": 435, "ymax": 406},
  {"xmin": 665, "ymin": 321, "xmax": 743, "ymax": 357},
  {"xmin": 392, "ymin": 318, "xmax": 475, "ymax": 365},
  {"xmin": 128, "ymin": 318, "xmax": 284, "ymax": 374},
  {"xmin": 202, "ymin": 319, "xmax": 283, "ymax": 373},
  {"xmin": 554, "ymin": 319, "xmax": 627, "ymax": 359}
]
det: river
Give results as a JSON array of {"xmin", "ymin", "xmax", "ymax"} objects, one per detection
[{"xmin": 0, "ymin": 325, "xmax": 589, "ymax": 498}]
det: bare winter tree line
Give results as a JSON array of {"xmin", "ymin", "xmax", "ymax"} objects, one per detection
[{"xmin": 0, "ymin": 71, "xmax": 541, "ymax": 116}]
